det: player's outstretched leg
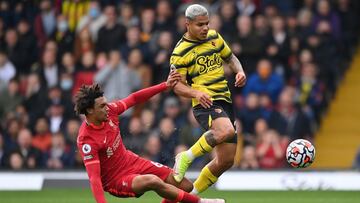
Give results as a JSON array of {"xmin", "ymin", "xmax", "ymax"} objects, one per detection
[
  {"xmin": 132, "ymin": 174, "xmax": 225, "ymax": 203},
  {"xmin": 173, "ymin": 130, "xmax": 215, "ymax": 182}
]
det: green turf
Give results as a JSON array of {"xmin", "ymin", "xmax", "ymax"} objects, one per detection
[{"xmin": 0, "ymin": 189, "xmax": 359, "ymax": 203}]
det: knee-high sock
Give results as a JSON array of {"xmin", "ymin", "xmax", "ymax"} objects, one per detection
[
  {"xmin": 187, "ymin": 131, "xmax": 214, "ymax": 160},
  {"xmin": 193, "ymin": 166, "xmax": 218, "ymax": 194}
]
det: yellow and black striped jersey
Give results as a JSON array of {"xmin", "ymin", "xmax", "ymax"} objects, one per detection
[{"xmin": 170, "ymin": 30, "xmax": 233, "ymax": 107}]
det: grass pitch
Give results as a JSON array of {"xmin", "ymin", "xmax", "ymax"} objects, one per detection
[{"xmin": 0, "ymin": 189, "xmax": 359, "ymax": 203}]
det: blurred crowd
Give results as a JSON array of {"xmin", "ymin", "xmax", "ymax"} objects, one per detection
[{"xmin": 0, "ymin": 0, "xmax": 359, "ymax": 170}]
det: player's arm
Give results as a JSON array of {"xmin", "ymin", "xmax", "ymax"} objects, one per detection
[
  {"xmin": 114, "ymin": 71, "xmax": 181, "ymax": 114},
  {"xmin": 173, "ymin": 74, "xmax": 212, "ymax": 108},
  {"xmin": 85, "ymin": 161, "xmax": 107, "ymax": 203},
  {"xmin": 225, "ymin": 54, "xmax": 246, "ymax": 87}
]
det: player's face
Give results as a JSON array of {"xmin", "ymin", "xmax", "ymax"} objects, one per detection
[
  {"xmin": 186, "ymin": 15, "xmax": 209, "ymax": 40},
  {"xmin": 93, "ymin": 97, "xmax": 109, "ymax": 122}
]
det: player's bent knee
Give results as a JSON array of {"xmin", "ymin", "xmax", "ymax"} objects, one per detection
[
  {"xmin": 181, "ymin": 179, "xmax": 194, "ymax": 192},
  {"xmin": 144, "ymin": 175, "xmax": 164, "ymax": 190},
  {"xmin": 215, "ymin": 128, "xmax": 235, "ymax": 143}
]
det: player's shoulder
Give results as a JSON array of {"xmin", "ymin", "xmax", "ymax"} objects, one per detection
[
  {"xmin": 172, "ymin": 38, "xmax": 191, "ymax": 56},
  {"xmin": 77, "ymin": 123, "xmax": 98, "ymax": 146}
]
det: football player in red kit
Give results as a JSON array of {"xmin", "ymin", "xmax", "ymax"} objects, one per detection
[{"xmin": 75, "ymin": 70, "xmax": 225, "ymax": 203}]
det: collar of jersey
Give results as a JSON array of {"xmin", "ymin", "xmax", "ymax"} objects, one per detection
[
  {"xmin": 182, "ymin": 35, "xmax": 205, "ymax": 43},
  {"xmin": 86, "ymin": 120, "xmax": 105, "ymax": 130}
]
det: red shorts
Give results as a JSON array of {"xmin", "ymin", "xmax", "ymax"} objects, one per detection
[{"xmin": 106, "ymin": 157, "xmax": 173, "ymax": 198}]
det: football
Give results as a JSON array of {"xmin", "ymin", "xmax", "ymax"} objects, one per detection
[{"xmin": 286, "ymin": 139, "xmax": 316, "ymax": 168}]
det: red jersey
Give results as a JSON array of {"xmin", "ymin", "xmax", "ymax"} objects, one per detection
[{"xmin": 77, "ymin": 83, "xmax": 168, "ymax": 202}]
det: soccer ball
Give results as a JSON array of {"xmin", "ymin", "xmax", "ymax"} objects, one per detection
[{"xmin": 286, "ymin": 139, "xmax": 315, "ymax": 168}]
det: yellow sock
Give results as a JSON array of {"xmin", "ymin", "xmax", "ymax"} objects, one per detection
[
  {"xmin": 189, "ymin": 132, "xmax": 213, "ymax": 158},
  {"xmin": 193, "ymin": 166, "xmax": 218, "ymax": 193}
]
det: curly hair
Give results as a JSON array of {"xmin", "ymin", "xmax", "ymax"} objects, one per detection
[{"xmin": 74, "ymin": 84, "xmax": 104, "ymax": 115}]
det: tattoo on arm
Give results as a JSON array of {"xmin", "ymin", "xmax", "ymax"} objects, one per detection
[
  {"xmin": 226, "ymin": 54, "xmax": 244, "ymax": 74},
  {"xmin": 204, "ymin": 130, "xmax": 218, "ymax": 147}
]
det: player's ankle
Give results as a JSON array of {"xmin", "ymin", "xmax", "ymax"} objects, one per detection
[{"xmin": 185, "ymin": 150, "xmax": 195, "ymax": 161}]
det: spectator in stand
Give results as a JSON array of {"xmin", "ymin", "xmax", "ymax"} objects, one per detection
[
  {"xmin": 237, "ymin": 93, "xmax": 263, "ymax": 135},
  {"xmin": 218, "ymin": 0, "xmax": 238, "ymax": 40},
  {"xmin": 8, "ymin": 151, "xmax": 24, "ymax": 170},
  {"xmin": 23, "ymin": 73, "xmax": 48, "ymax": 128},
  {"xmin": 15, "ymin": 128, "xmax": 42, "ymax": 169},
  {"xmin": 74, "ymin": 27, "xmax": 94, "ymax": 62},
  {"xmin": 46, "ymin": 132, "xmax": 74, "ymax": 169},
  {"xmin": 268, "ymin": 86, "xmax": 313, "ymax": 141},
  {"xmin": 127, "ymin": 49, "xmax": 152, "ymax": 88},
  {"xmin": 72, "ymin": 51, "xmax": 97, "ymax": 96},
  {"xmin": 3, "ymin": 29, "xmax": 23, "ymax": 72},
  {"xmin": 152, "ymin": 31, "xmax": 174, "ymax": 84},
  {"xmin": 143, "ymin": 134, "xmax": 162, "ymax": 163},
  {"xmin": 155, "ymin": 0, "xmax": 175, "ymax": 31},
  {"xmin": 95, "ymin": 50, "xmax": 141, "ymax": 102},
  {"xmin": 158, "ymin": 117, "xmax": 178, "ymax": 166},
  {"xmin": 312, "ymin": 0, "xmax": 341, "ymax": 40},
  {"xmin": 16, "ymin": 19, "xmax": 37, "ymax": 74},
  {"xmin": 0, "ymin": 79, "xmax": 23, "ymax": 122},
  {"xmin": 0, "ymin": 50, "xmax": 16, "ymax": 91},
  {"xmin": 34, "ymin": 0, "xmax": 56, "ymax": 50},
  {"xmin": 96, "ymin": 5, "xmax": 126, "ymax": 53},
  {"xmin": 232, "ymin": 15, "xmax": 262, "ymax": 75},
  {"xmin": 265, "ymin": 15, "xmax": 291, "ymax": 78},
  {"xmin": 76, "ymin": 0, "xmax": 106, "ymax": 42},
  {"xmin": 118, "ymin": 2, "xmax": 139, "ymax": 28},
  {"xmin": 295, "ymin": 62, "xmax": 324, "ymax": 124},
  {"xmin": 236, "ymin": 0, "xmax": 257, "ymax": 17},
  {"xmin": 123, "ymin": 117, "xmax": 147, "ymax": 155},
  {"xmin": 120, "ymin": 26, "xmax": 150, "ymax": 63},
  {"xmin": 139, "ymin": 7, "xmax": 156, "ymax": 43},
  {"xmin": 140, "ymin": 108, "xmax": 157, "ymax": 135},
  {"xmin": 32, "ymin": 117, "xmax": 52, "ymax": 153},
  {"xmin": 256, "ymin": 130, "xmax": 287, "ymax": 169},
  {"xmin": 243, "ymin": 59, "xmax": 284, "ymax": 103},
  {"xmin": 3, "ymin": 118, "xmax": 22, "ymax": 152},
  {"xmin": 54, "ymin": 14, "xmax": 74, "ymax": 59},
  {"xmin": 38, "ymin": 50, "xmax": 60, "ymax": 89},
  {"xmin": 239, "ymin": 145, "xmax": 259, "ymax": 169}
]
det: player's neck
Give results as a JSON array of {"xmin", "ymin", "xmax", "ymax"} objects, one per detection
[
  {"xmin": 184, "ymin": 32, "xmax": 201, "ymax": 42},
  {"xmin": 86, "ymin": 117, "xmax": 103, "ymax": 127}
]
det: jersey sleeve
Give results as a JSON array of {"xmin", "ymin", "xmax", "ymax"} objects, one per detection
[
  {"xmin": 218, "ymin": 33, "xmax": 232, "ymax": 61},
  {"xmin": 78, "ymin": 138, "xmax": 100, "ymax": 167},
  {"xmin": 170, "ymin": 53, "xmax": 189, "ymax": 78},
  {"xmin": 109, "ymin": 82, "xmax": 168, "ymax": 115}
]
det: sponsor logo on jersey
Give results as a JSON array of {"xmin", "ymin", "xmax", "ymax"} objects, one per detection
[
  {"xmin": 197, "ymin": 53, "xmax": 222, "ymax": 74},
  {"xmin": 82, "ymin": 144, "xmax": 91, "ymax": 154},
  {"xmin": 106, "ymin": 147, "xmax": 113, "ymax": 158},
  {"xmin": 84, "ymin": 155, "xmax": 93, "ymax": 160}
]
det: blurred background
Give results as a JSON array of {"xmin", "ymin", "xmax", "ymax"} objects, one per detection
[{"xmin": 0, "ymin": 0, "xmax": 360, "ymax": 194}]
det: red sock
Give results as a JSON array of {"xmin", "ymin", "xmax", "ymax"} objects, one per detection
[
  {"xmin": 178, "ymin": 190, "xmax": 200, "ymax": 203},
  {"xmin": 161, "ymin": 199, "xmax": 176, "ymax": 203}
]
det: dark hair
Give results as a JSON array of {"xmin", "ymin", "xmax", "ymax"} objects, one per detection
[{"xmin": 74, "ymin": 84, "xmax": 104, "ymax": 115}]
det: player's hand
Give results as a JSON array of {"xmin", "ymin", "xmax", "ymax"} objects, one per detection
[
  {"xmin": 166, "ymin": 70, "xmax": 181, "ymax": 88},
  {"xmin": 195, "ymin": 91, "xmax": 212, "ymax": 108},
  {"xmin": 235, "ymin": 72, "xmax": 246, "ymax": 87}
]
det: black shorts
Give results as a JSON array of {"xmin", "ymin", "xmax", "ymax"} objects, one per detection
[{"xmin": 193, "ymin": 100, "xmax": 237, "ymax": 143}]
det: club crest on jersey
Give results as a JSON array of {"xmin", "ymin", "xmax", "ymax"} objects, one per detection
[
  {"xmin": 82, "ymin": 144, "xmax": 91, "ymax": 154},
  {"xmin": 106, "ymin": 147, "xmax": 113, "ymax": 157},
  {"xmin": 211, "ymin": 41, "xmax": 216, "ymax": 47}
]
